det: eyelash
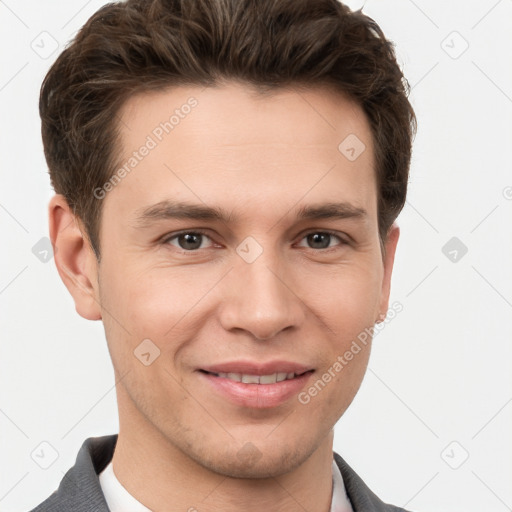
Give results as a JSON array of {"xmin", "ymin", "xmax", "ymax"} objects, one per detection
[{"xmin": 161, "ymin": 229, "xmax": 349, "ymax": 254}]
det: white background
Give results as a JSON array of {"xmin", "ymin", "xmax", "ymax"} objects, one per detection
[{"xmin": 1, "ymin": 1, "xmax": 511, "ymax": 511}]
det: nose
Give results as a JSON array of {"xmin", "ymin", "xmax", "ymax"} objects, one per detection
[{"xmin": 218, "ymin": 253, "xmax": 305, "ymax": 341}]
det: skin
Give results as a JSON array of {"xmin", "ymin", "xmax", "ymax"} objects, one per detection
[{"xmin": 49, "ymin": 81, "xmax": 399, "ymax": 511}]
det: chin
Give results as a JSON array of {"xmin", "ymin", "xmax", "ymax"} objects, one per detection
[
  {"xmin": 179, "ymin": 432, "xmax": 323, "ymax": 480},
  {"xmin": 197, "ymin": 447, "xmax": 308, "ymax": 479}
]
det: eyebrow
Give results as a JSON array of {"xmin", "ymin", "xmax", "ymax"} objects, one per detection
[{"xmin": 133, "ymin": 200, "xmax": 367, "ymax": 227}]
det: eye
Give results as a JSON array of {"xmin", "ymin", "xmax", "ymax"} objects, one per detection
[
  {"xmin": 296, "ymin": 231, "xmax": 347, "ymax": 250},
  {"xmin": 164, "ymin": 230, "xmax": 214, "ymax": 251},
  {"xmin": 161, "ymin": 229, "xmax": 348, "ymax": 253}
]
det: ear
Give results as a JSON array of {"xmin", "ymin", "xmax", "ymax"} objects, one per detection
[
  {"xmin": 49, "ymin": 194, "xmax": 102, "ymax": 321},
  {"xmin": 376, "ymin": 223, "xmax": 400, "ymax": 323}
]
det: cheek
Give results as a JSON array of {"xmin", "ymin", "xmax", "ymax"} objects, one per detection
[
  {"xmin": 296, "ymin": 345, "xmax": 371, "ymax": 432},
  {"xmin": 98, "ymin": 262, "xmax": 220, "ymax": 366},
  {"xmin": 298, "ymin": 260, "xmax": 381, "ymax": 399},
  {"xmin": 301, "ymin": 257, "xmax": 383, "ymax": 328},
  {"xmin": 100, "ymin": 260, "xmax": 192, "ymax": 327}
]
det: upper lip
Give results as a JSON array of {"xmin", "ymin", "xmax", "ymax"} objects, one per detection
[{"xmin": 200, "ymin": 360, "xmax": 313, "ymax": 376}]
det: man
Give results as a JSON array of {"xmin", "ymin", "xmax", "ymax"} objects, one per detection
[{"xmin": 31, "ymin": 0, "xmax": 416, "ymax": 510}]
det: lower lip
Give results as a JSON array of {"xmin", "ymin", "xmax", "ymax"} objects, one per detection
[{"xmin": 199, "ymin": 371, "xmax": 314, "ymax": 409}]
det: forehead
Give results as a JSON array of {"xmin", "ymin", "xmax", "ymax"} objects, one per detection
[
  {"xmin": 106, "ymin": 82, "xmax": 376, "ymax": 225},
  {"xmin": 119, "ymin": 82, "xmax": 372, "ymax": 152}
]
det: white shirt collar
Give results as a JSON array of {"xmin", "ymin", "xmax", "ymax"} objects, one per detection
[
  {"xmin": 99, "ymin": 458, "xmax": 353, "ymax": 512},
  {"xmin": 99, "ymin": 461, "xmax": 151, "ymax": 512},
  {"xmin": 330, "ymin": 459, "xmax": 354, "ymax": 512}
]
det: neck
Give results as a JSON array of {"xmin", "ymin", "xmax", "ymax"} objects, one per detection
[{"xmin": 111, "ymin": 385, "xmax": 335, "ymax": 512}]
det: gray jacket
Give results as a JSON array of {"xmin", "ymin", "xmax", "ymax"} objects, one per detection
[{"xmin": 29, "ymin": 434, "xmax": 410, "ymax": 511}]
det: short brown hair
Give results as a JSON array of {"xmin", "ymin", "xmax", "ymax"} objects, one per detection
[{"xmin": 40, "ymin": 0, "xmax": 416, "ymax": 258}]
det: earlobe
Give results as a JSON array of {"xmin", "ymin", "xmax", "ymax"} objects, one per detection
[
  {"xmin": 376, "ymin": 223, "xmax": 400, "ymax": 323},
  {"xmin": 49, "ymin": 194, "xmax": 102, "ymax": 321}
]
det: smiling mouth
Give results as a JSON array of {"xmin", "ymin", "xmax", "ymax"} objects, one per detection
[{"xmin": 200, "ymin": 370, "xmax": 313, "ymax": 384}]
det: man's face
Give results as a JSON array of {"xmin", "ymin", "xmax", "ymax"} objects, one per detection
[{"xmin": 91, "ymin": 82, "xmax": 397, "ymax": 477}]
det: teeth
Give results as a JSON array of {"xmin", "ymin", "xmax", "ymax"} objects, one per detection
[
  {"xmin": 241, "ymin": 374, "xmax": 260, "ymax": 384},
  {"xmin": 214, "ymin": 372, "xmax": 298, "ymax": 384},
  {"xmin": 259, "ymin": 374, "xmax": 277, "ymax": 384}
]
